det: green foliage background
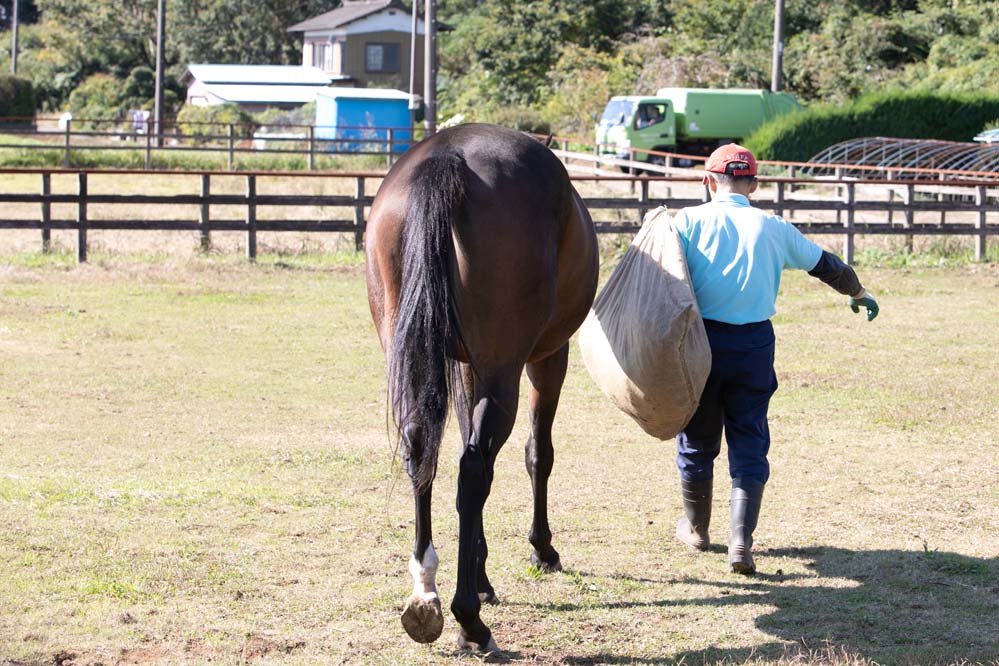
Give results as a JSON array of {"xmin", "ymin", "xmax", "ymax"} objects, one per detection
[
  {"xmin": 745, "ymin": 91, "xmax": 999, "ymax": 161},
  {"xmin": 4, "ymin": 0, "xmax": 999, "ymax": 156},
  {"xmin": 176, "ymin": 102, "xmax": 257, "ymax": 140},
  {"xmin": 0, "ymin": 74, "xmax": 36, "ymax": 120}
]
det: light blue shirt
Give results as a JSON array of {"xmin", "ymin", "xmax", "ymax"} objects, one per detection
[{"xmin": 673, "ymin": 193, "xmax": 823, "ymax": 325}]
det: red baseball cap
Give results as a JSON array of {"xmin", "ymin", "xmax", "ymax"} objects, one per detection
[{"xmin": 704, "ymin": 143, "xmax": 757, "ymax": 177}]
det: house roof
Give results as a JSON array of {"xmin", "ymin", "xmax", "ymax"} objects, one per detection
[
  {"xmin": 317, "ymin": 87, "xmax": 411, "ymax": 101},
  {"xmin": 194, "ymin": 84, "xmax": 329, "ymax": 105},
  {"xmin": 287, "ymin": 0, "xmax": 404, "ymax": 33},
  {"xmin": 183, "ymin": 65, "xmax": 333, "ymax": 86}
]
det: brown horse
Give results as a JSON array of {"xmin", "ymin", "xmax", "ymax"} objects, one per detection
[{"xmin": 365, "ymin": 123, "xmax": 598, "ymax": 652}]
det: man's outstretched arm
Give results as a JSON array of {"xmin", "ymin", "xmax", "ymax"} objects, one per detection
[{"xmin": 807, "ymin": 250, "xmax": 879, "ymax": 321}]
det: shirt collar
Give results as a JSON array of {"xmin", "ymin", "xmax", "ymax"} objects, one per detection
[{"xmin": 712, "ymin": 193, "xmax": 751, "ymax": 207}]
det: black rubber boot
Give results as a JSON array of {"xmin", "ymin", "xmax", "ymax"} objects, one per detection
[
  {"xmin": 675, "ymin": 478, "xmax": 712, "ymax": 551},
  {"xmin": 728, "ymin": 477, "xmax": 765, "ymax": 575}
]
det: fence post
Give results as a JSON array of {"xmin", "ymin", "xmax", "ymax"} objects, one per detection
[
  {"xmin": 629, "ymin": 150, "xmax": 636, "ymax": 194},
  {"xmin": 63, "ymin": 119, "xmax": 72, "ymax": 168},
  {"xmin": 938, "ymin": 172, "xmax": 946, "ymax": 227},
  {"xmin": 246, "ymin": 174, "xmax": 256, "ymax": 262},
  {"xmin": 40, "ymin": 173, "xmax": 51, "ymax": 253},
  {"xmin": 885, "ymin": 170, "xmax": 895, "ymax": 226},
  {"xmin": 843, "ymin": 181, "xmax": 855, "ymax": 264},
  {"xmin": 200, "ymin": 174, "xmax": 212, "ymax": 253},
  {"xmin": 77, "ymin": 172, "xmax": 88, "ymax": 263},
  {"xmin": 144, "ymin": 128, "xmax": 152, "ymax": 169},
  {"xmin": 308, "ymin": 126, "xmax": 315, "ymax": 171},
  {"xmin": 354, "ymin": 177, "xmax": 365, "ymax": 251},
  {"xmin": 788, "ymin": 165, "xmax": 796, "ymax": 193},
  {"xmin": 228, "ymin": 124, "xmax": 235, "ymax": 171},
  {"xmin": 834, "ymin": 166, "xmax": 843, "ymax": 225},
  {"xmin": 976, "ymin": 185, "xmax": 987, "ymax": 262},
  {"xmin": 904, "ymin": 183, "xmax": 914, "ymax": 253},
  {"xmin": 775, "ymin": 181, "xmax": 784, "ymax": 219},
  {"xmin": 386, "ymin": 128, "xmax": 394, "ymax": 168},
  {"xmin": 638, "ymin": 177, "xmax": 649, "ymax": 221}
]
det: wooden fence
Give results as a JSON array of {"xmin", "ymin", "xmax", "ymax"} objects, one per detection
[
  {"xmin": 1, "ymin": 168, "xmax": 997, "ymax": 263},
  {"xmin": 0, "ymin": 118, "xmax": 413, "ymax": 170}
]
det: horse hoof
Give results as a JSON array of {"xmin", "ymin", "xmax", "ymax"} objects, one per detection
[
  {"xmin": 457, "ymin": 631, "xmax": 501, "ymax": 656},
  {"xmin": 401, "ymin": 594, "xmax": 444, "ymax": 644},
  {"xmin": 530, "ymin": 550, "xmax": 562, "ymax": 573},
  {"xmin": 478, "ymin": 590, "xmax": 500, "ymax": 605}
]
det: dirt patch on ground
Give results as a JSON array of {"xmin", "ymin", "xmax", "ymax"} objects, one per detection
[
  {"xmin": 239, "ymin": 634, "xmax": 306, "ymax": 662},
  {"xmin": 117, "ymin": 645, "xmax": 174, "ymax": 665}
]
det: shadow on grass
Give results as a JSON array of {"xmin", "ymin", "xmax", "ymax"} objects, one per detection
[{"xmin": 538, "ymin": 547, "xmax": 999, "ymax": 665}]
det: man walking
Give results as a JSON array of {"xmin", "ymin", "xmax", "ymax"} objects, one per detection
[{"xmin": 672, "ymin": 144, "xmax": 878, "ymax": 574}]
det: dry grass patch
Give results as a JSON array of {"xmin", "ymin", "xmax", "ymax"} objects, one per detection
[{"xmin": 0, "ymin": 257, "xmax": 997, "ymax": 666}]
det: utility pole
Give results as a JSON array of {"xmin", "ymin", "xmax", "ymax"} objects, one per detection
[
  {"xmin": 10, "ymin": 0, "xmax": 18, "ymax": 75},
  {"xmin": 154, "ymin": 0, "xmax": 166, "ymax": 147},
  {"xmin": 423, "ymin": 0, "xmax": 436, "ymax": 135},
  {"xmin": 409, "ymin": 0, "xmax": 420, "ymax": 130},
  {"xmin": 771, "ymin": 0, "xmax": 785, "ymax": 92}
]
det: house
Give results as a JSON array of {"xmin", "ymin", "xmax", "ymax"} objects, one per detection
[
  {"xmin": 181, "ymin": 65, "xmax": 337, "ymax": 113},
  {"xmin": 288, "ymin": 0, "xmax": 424, "ymax": 92}
]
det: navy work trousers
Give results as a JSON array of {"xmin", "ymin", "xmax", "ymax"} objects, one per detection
[{"xmin": 676, "ymin": 319, "xmax": 778, "ymax": 485}]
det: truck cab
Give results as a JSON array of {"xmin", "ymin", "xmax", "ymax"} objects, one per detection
[
  {"xmin": 595, "ymin": 88, "xmax": 803, "ymax": 166},
  {"xmin": 595, "ymin": 95, "xmax": 676, "ymax": 164}
]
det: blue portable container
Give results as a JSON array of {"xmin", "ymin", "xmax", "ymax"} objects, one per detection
[{"xmin": 315, "ymin": 88, "xmax": 413, "ymax": 154}]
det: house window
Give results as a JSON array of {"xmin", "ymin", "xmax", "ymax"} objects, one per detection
[
  {"xmin": 365, "ymin": 43, "xmax": 400, "ymax": 73},
  {"xmin": 312, "ymin": 43, "xmax": 326, "ymax": 68},
  {"xmin": 312, "ymin": 43, "xmax": 333, "ymax": 71}
]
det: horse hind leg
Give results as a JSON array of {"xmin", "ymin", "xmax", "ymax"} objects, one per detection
[
  {"xmin": 456, "ymin": 363, "xmax": 500, "ymax": 606},
  {"xmin": 524, "ymin": 344, "xmax": 569, "ymax": 572},
  {"xmin": 400, "ymin": 425, "xmax": 445, "ymax": 644},
  {"xmin": 452, "ymin": 374, "xmax": 519, "ymax": 654}
]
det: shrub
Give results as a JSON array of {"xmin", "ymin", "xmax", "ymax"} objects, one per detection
[
  {"xmin": 479, "ymin": 106, "xmax": 551, "ymax": 136},
  {"xmin": 745, "ymin": 90, "xmax": 999, "ymax": 161},
  {"xmin": 254, "ymin": 102, "xmax": 315, "ymax": 129},
  {"xmin": 121, "ymin": 66, "xmax": 156, "ymax": 109},
  {"xmin": 68, "ymin": 74, "xmax": 126, "ymax": 129},
  {"xmin": 0, "ymin": 75, "xmax": 37, "ymax": 125},
  {"xmin": 177, "ymin": 103, "xmax": 258, "ymax": 143}
]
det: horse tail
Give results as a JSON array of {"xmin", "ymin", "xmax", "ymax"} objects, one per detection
[{"xmin": 388, "ymin": 147, "xmax": 467, "ymax": 493}]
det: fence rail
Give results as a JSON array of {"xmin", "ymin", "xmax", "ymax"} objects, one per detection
[
  {"xmin": 1, "ymin": 168, "xmax": 996, "ymax": 263},
  {"xmin": 9, "ymin": 118, "xmax": 999, "ymax": 182},
  {"xmin": 0, "ymin": 117, "xmax": 414, "ymax": 170}
]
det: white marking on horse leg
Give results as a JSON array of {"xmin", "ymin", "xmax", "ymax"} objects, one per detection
[
  {"xmin": 409, "ymin": 543, "xmax": 439, "ymax": 602},
  {"xmin": 402, "ymin": 543, "xmax": 444, "ymax": 643}
]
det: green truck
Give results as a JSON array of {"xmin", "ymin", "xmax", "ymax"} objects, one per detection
[{"xmin": 595, "ymin": 88, "xmax": 803, "ymax": 166}]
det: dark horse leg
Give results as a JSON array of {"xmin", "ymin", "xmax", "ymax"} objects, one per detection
[
  {"xmin": 399, "ymin": 426, "xmax": 444, "ymax": 643},
  {"xmin": 452, "ymin": 372, "xmax": 519, "ymax": 653},
  {"xmin": 525, "ymin": 344, "xmax": 568, "ymax": 572},
  {"xmin": 455, "ymin": 363, "xmax": 500, "ymax": 606}
]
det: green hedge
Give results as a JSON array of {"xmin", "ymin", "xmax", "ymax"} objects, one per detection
[
  {"xmin": 745, "ymin": 91, "xmax": 999, "ymax": 162},
  {"xmin": 0, "ymin": 75, "xmax": 37, "ymax": 124},
  {"xmin": 177, "ymin": 103, "xmax": 258, "ymax": 142}
]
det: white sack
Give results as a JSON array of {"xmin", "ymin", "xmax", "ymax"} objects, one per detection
[{"xmin": 579, "ymin": 206, "xmax": 711, "ymax": 440}]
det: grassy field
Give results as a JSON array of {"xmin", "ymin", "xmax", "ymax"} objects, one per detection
[{"xmin": 1, "ymin": 252, "xmax": 998, "ymax": 666}]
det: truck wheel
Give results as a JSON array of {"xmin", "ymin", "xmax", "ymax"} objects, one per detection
[{"xmin": 643, "ymin": 153, "xmax": 666, "ymax": 175}]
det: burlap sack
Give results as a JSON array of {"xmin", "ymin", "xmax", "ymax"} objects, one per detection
[{"xmin": 579, "ymin": 206, "xmax": 711, "ymax": 439}]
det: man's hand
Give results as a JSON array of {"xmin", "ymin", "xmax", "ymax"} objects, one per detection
[{"xmin": 849, "ymin": 288, "xmax": 879, "ymax": 321}]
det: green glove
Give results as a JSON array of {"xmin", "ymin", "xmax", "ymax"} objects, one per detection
[{"xmin": 849, "ymin": 288, "xmax": 879, "ymax": 322}]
